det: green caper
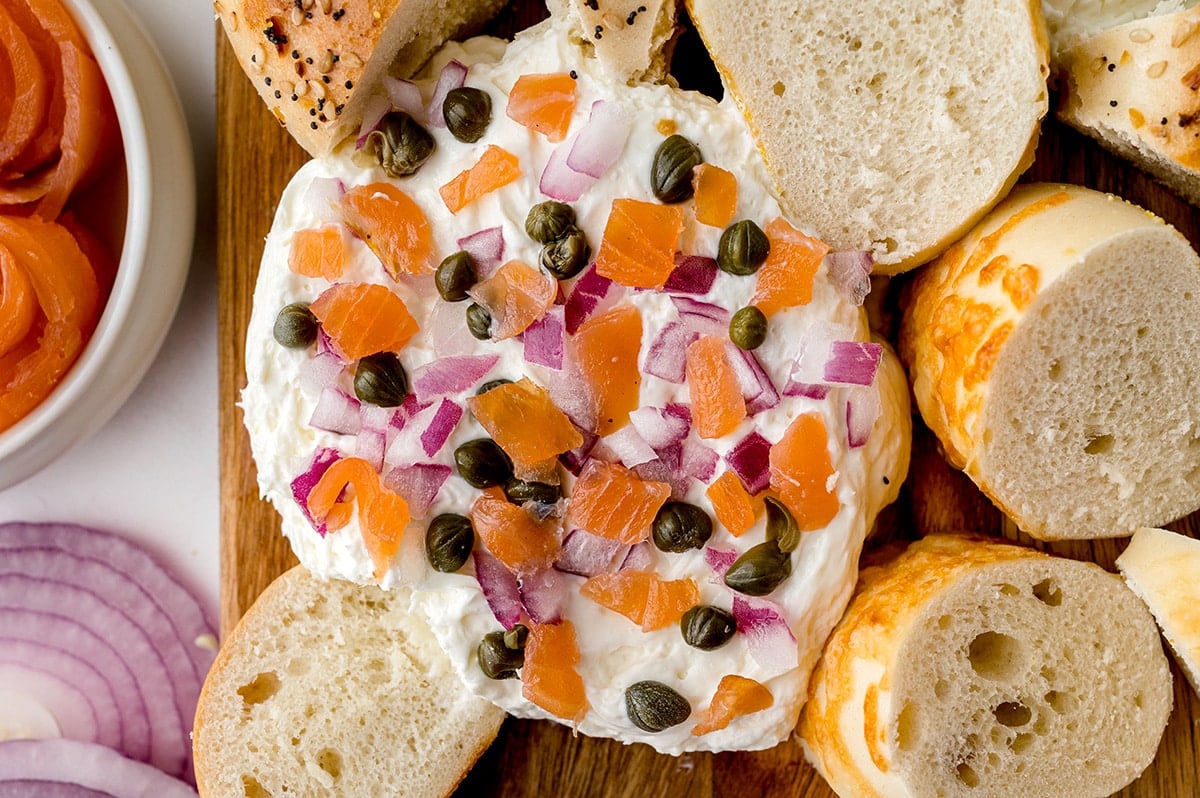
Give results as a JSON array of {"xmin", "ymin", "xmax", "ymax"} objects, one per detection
[
  {"xmin": 503, "ymin": 624, "xmax": 528, "ymax": 650},
  {"xmin": 272, "ymin": 302, "xmax": 318, "ymax": 349},
  {"xmin": 360, "ymin": 111, "xmax": 435, "ymax": 177},
  {"xmin": 425, "ymin": 513, "xmax": 474, "ymax": 573},
  {"xmin": 465, "ymin": 303, "xmax": 492, "ymax": 340},
  {"xmin": 525, "ymin": 200, "xmax": 577, "ymax": 244},
  {"xmin": 723, "ymin": 539, "xmax": 792, "ymax": 596},
  {"xmin": 540, "ymin": 227, "xmax": 590, "ymax": 280},
  {"xmin": 717, "ymin": 220, "xmax": 770, "ymax": 276},
  {"xmin": 625, "ymin": 681, "xmax": 691, "ymax": 732},
  {"xmin": 454, "ymin": 438, "xmax": 513, "ymax": 488},
  {"xmin": 651, "ymin": 134, "xmax": 703, "ymax": 203},
  {"xmin": 651, "ymin": 502, "xmax": 713, "ymax": 553},
  {"xmin": 435, "ymin": 251, "xmax": 478, "ymax": 302},
  {"xmin": 680, "ymin": 605, "xmax": 737, "ymax": 650},
  {"xmin": 503, "ymin": 478, "xmax": 561, "ymax": 506},
  {"xmin": 443, "ymin": 86, "xmax": 492, "ymax": 143},
  {"xmin": 763, "ymin": 496, "xmax": 801, "ymax": 554},
  {"xmin": 729, "ymin": 305, "xmax": 768, "ymax": 350},
  {"xmin": 353, "ymin": 352, "xmax": 409, "ymax": 407},
  {"xmin": 477, "ymin": 626, "xmax": 526, "ymax": 680},
  {"xmin": 475, "ymin": 378, "xmax": 513, "ymax": 396}
]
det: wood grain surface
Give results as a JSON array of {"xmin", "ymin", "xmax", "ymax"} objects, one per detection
[{"xmin": 216, "ymin": 4, "xmax": 1200, "ymax": 795}]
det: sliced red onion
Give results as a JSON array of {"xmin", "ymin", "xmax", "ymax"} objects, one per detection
[
  {"xmin": 518, "ymin": 568, "xmax": 568, "ymax": 625},
  {"xmin": 384, "ymin": 76, "xmax": 425, "ymax": 120},
  {"xmin": 426, "ymin": 59, "xmax": 468, "ymax": 128},
  {"xmin": 0, "ymin": 640, "xmax": 119, "ymax": 748},
  {"xmin": 704, "ymin": 546, "xmax": 738, "ymax": 578},
  {"xmin": 732, "ymin": 595, "xmax": 799, "ymax": 677},
  {"xmin": 846, "ymin": 384, "xmax": 882, "ymax": 448},
  {"xmin": 628, "ymin": 405, "xmax": 690, "ymax": 451},
  {"xmin": 565, "ymin": 100, "xmax": 633, "ymax": 178},
  {"xmin": 827, "ymin": 250, "xmax": 873, "ymax": 306},
  {"xmin": 0, "ymin": 660, "xmax": 98, "ymax": 744},
  {"xmin": 540, "ymin": 133, "xmax": 596, "ymax": 202},
  {"xmin": 782, "ymin": 379, "xmax": 831, "ymax": 400},
  {"xmin": 620, "ymin": 541, "xmax": 655, "ymax": 572},
  {"xmin": 473, "ymin": 549, "xmax": 523, "ymax": 630},
  {"xmin": 602, "ymin": 425, "xmax": 658, "ymax": 468},
  {"xmin": 355, "ymin": 92, "xmax": 392, "ymax": 149},
  {"xmin": 291, "ymin": 448, "xmax": 342, "ymax": 535},
  {"xmin": 726, "ymin": 344, "xmax": 780, "ymax": 415},
  {"xmin": 726, "ymin": 431, "xmax": 772, "ymax": 495},
  {"xmin": 644, "ymin": 322, "xmax": 699, "ymax": 384},
  {"xmin": 523, "ymin": 305, "xmax": 565, "ymax": 370},
  {"xmin": 382, "ymin": 463, "xmax": 452, "ymax": 519},
  {"xmin": 681, "ymin": 440, "xmax": 719, "ymax": 482},
  {"xmin": 309, "ymin": 387, "xmax": 361, "ymax": 435},
  {"xmin": 564, "ymin": 264, "xmax": 613, "ymax": 334},
  {"xmin": 554, "ymin": 529, "xmax": 630, "ymax": 577},
  {"xmin": 558, "ymin": 430, "xmax": 598, "ymax": 475},
  {"xmin": 412, "ymin": 354, "xmax": 499, "ymax": 401},
  {"xmin": 300, "ymin": 176, "xmax": 346, "ymax": 226},
  {"xmin": 0, "ymin": 738, "xmax": 197, "ymax": 797},
  {"xmin": 420, "ymin": 399, "xmax": 463, "ymax": 457},
  {"xmin": 456, "ymin": 226, "xmax": 505, "ymax": 278},
  {"xmin": 663, "ymin": 254, "xmax": 718, "ymax": 295},
  {"xmin": 672, "ymin": 296, "xmax": 730, "ymax": 334},
  {"xmin": 788, "ymin": 320, "xmax": 856, "ymax": 385},
  {"xmin": 824, "ymin": 341, "xmax": 883, "ymax": 386}
]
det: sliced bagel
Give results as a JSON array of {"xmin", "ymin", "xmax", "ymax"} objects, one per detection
[
  {"xmin": 192, "ymin": 565, "xmax": 504, "ymax": 798},
  {"xmin": 545, "ymin": 0, "xmax": 678, "ymax": 83},
  {"xmin": 899, "ymin": 182, "xmax": 1200, "ymax": 540},
  {"xmin": 799, "ymin": 534, "xmax": 1172, "ymax": 798}
]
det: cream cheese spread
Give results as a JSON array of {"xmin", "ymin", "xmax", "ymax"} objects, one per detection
[{"xmin": 243, "ymin": 15, "xmax": 910, "ymax": 754}]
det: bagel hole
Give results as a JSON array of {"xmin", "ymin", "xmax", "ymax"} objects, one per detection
[
  {"xmin": 968, "ymin": 632, "xmax": 1025, "ymax": 681},
  {"xmin": 238, "ymin": 671, "xmax": 281, "ymax": 706},
  {"xmin": 1032, "ymin": 579, "xmax": 1063, "ymax": 607}
]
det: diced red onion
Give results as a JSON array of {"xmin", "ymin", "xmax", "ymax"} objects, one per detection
[
  {"xmin": 354, "ymin": 428, "xmax": 386, "ymax": 472},
  {"xmin": 628, "ymin": 405, "xmax": 690, "ymax": 452},
  {"xmin": 644, "ymin": 322, "xmax": 699, "ymax": 384},
  {"xmin": 298, "ymin": 350, "xmax": 345, "ymax": 398},
  {"xmin": 725, "ymin": 431, "xmax": 772, "ymax": 495},
  {"xmin": 602, "ymin": 425, "xmax": 658, "ymax": 468},
  {"xmin": 564, "ymin": 265, "xmax": 613, "ymax": 334},
  {"xmin": 782, "ymin": 379, "xmax": 831, "ymax": 400},
  {"xmin": 426, "ymin": 59, "xmax": 468, "ymax": 128},
  {"xmin": 0, "ymin": 738, "xmax": 197, "ymax": 797},
  {"xmin": 620, "ymin": 542, "xmax": 655, "ymax": 572},
  {"xmin": 412, "ymin": 354, "xmax": 500, "ymax": 401},
  {"xmin": 726, "ymin": 344, "xmax": 780, "ymax": 415},
  {"xmin": 300, "ymin": 176, "xmax": 346, "ymax": 226},
  {"xmin": 385, "ymin": 398, "xmax": 451, "ymax": 466},
  {"xmin": 787, "ymin": 321, "xmax": 855, "ymax": 385},
  {"xmin": 420, "ymin": 399, "xmax": 463, "ymax": 458},
  {"xmin": 456, "ymin": 227, "xmax": 505, "ymax": 278},
  {"xmin": 565, "ymin": 100, "xmax": 633, "ymax": 178},
  {"xmin": 473, "ymin": 549, "xmax": 523, "ymax": 630},
  {"xmin": 554, "ymin": 529, "xmax": 630, "ymax": 577},
  {"xmin": 632, "ymin": 457, "xmax": 691, "ymax": 500},
  {"xmin": 291, "ymin": 448, "xmax": 342, "ymax": 535},
  {"xmin": 672, "ymin": 296, "xmax": 730, "ymax": 334},
  {"xmin": 827, "ymin": 250, "xmax": 873, "ymax": 306},
  {"xmin": 704, "ymin": 546, "xmax": 738, "ymax": 577},
  {"xmin": 358, "ymin": 403, "xmax": 395, "ymax": 434},
  {"xmin": 663, "ymin": 254, "xmax": 718, "ymax": 295},
  {"xmin": 424, "ymin": 299, "xmax": 479, "ymax": 358},
  {"xmin": 681, "ymin": 440, "xmax": 719, "ymax": 482},
  {"xmin": 558, "ymin": 430, "xmax": 598, "ymax": 475},
  {"xmin": 846, "ymin": 384, "xmax": 882, "ymax": 448},
  {"xmin": 384, "ymin": 76, "xmax": 425, "ymax": 120},
  {"xmin": 824, "ymin": 341, "xmax": 882, "ymax": 386},
  {"xmin": 523, "ymin": 305, "xmax": 565, "ymax": 370},
  {"xmin": 309, "ymin": 388, "xmax": 361, "ymax": 435},
  {"xmin": 382, "ymin": 463, "xmax": 452, "ymax": 519},
  {"xmin": 540, "ymin": 133, "xmax": 596, "ymax": 202},
  {"xmin": 732, "ymin": 595, "xmax": 799, "ymax": 677},
  {"xmin": 355, "ymin": 92, "xmax": 392, "ymax": 149},
  {"xmin": 518, "ymin": 568, "xmax": 568, "ymax": 625}
]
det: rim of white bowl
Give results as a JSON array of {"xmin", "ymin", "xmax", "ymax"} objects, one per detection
[{"xmin": 0, "ymin": 0, "xmax": 195, "ymax": 488}]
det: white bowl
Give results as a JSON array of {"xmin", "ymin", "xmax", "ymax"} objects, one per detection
[{"xmin": 0, "ymin": 0, "xmax": 195, "ymax": 491}]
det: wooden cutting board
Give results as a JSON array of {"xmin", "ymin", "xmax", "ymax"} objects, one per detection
[{"xmin": 216, "ymin": 4, "xmax": 1200, "ymax": 795}]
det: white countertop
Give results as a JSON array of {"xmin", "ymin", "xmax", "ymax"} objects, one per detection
[{"xmin": 0, "ymin": 0, "xmax": 220, "ymax": 622}]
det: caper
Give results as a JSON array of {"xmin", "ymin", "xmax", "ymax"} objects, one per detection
[
  {"xmin": 443, "ymin": 86, "xmax": 492, "ymax": 143},
  {"xmin": 680, "ymin": 605, "xmax": 737, "ymax": 650},
  {"xmin": 361, "ymin": 111, "xmax": 435, "ymax": 177},
  {"xmin": 651, "ymin": 502, "xmax": 713, "ymax": 553},
  {"xmin": 763, "ymin": 496, "xmax": 801, "ymax": 554},
  {"xmin": 503, "ymin": 624, "xmax": 528, "ymax": 650},
  {"xmin": 525, "ymin": 200, "xmax": 577, "ymax": 244},
  {"xmin": 435, "ymin": 251, "xmax": 477, "ymax": 302},
  {"xmin": 625, "ymin": 681, "xmax": 691, "ymax": 732},
  {"xmin": 454, "ymin": 438, "xmax": 513, "ymax": 488},
  {"xmin": 466, "ymin": 303, "xmax": 492, "ymax": 340},
  {"xmin": 477, "ymin": 626, "xmax": 526, "ymax": 680},
  {"xmin": 729, "ymin": 305, "xmax": 768, "ymax": 350},
  {"xmin": 503, "ymin": 478, "xmax": 561, "ymax": 506},
  {"xmin": 723, "ymin": 539, "xmax": 792, "ymax": 596},
  {"xmin": 717, "ymin": 220, "xmax": 770, "ymax": 276},
  {"xmin": 353, "ymin": 352, "xmax": 409, "ymax": 407},
  {"xmin": 476, "ymin": 378, "xmax": 513, "ymax": 396},
  {"xmin": 425, "ymin": 513, "xmax": 474, "ymax": 573},
  {"xmin": 651, "ymin": 134, "xmax": 703, "ymax": 203},
  {"xmin": 272, "ymin": 302, "xmax": 318, "ymax": 349},
  {"xmin": 540, "ymin": 227, "xmax": 590, "ymax": 280}
]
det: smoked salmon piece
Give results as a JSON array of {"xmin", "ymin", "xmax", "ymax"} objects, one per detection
[
  {"xmin": 594, "ymin": 198, "xmax": 684, "ymax": 289},
  {"xmin": 0, "ymin": 244, "xmax": 35, "ymax": 358},
  {"xmin": 339, "ymin": 183, "xmax": 434, "ymax": 278},
  {"xmin": 439, "ymin": 145, "xmax": 522, "ymax": 214},
  {"xmin": 692, "ymin": 163, "xmax": 737, "ymax": 228},
  {"xmin": 306, "ymin": 456, "xmax": 411, "ymax": 581},
  {"xmin": 467, "ymin": 377, "xmax": 583, "ymax": 467},
  {"xmin": 769, "ymin": 412, "xmax": 840, "ymax": 531},
  {"xmin": 573, "ymin": 303, "xmax": 641, "ymax": 436},
  {"xmin": 0, "ymin": 3, "xmax": 49, "ymax": 169},
  {"xmin": 506, "ymin": 72, "xmax": 577, "ymax": 142},
  {"xmin": 309, "ymin": 282, "xmax": 419, "ymax": 360},
  {"xmin": 567, "ymin": 460, "xmax": 670, "ymax": 545},
  {"xmin": 580, "ymin": 571, "xmax": 700, "ymax": 631},
  {"xmin": 471, "ymin": 486, "xmax": 562, "ymax": 576},
  {"xmin": 691, "ymin": 675, "xmax": 773, "ymax": 735},
  {"xmin": 686, "ymin": 336, "xmax": 746, "ymax": 439},
  {"xmin": 522, "ymin": 620, "xmax": 588, "ymax": 723},
  {"xmin": 288, "ymin": 226, "xmax": 346, "ymax": 281},
  {"xmin": 706, "ymin": 470, "xmax": 758, "ymax": 537},
  {"xmin": 752, "ymin": 218, "xmax": 829, "ymax": 317},
  {"xmin": 466, "ymin": 259, "xmax": 555, "ymax": 340}
]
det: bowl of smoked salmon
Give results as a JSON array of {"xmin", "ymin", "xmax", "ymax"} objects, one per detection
[{"xmin": 0, "ymin": 0, "xmax": 194, "ymax": 491}]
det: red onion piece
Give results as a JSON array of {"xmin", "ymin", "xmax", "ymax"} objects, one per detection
[
  {"xmin": 681, "ymin": 440, "xmax": 719, "ymax": 483},
  {"xmin": 358, "ymin": 403, "xmax": 395, "ymax": 434},
  {"xmin": 787, "ymin": 321, "xmax": 855, "ymax": 386},
  {"xmin": 518, "ymin": 568, "xmax": 568, "ymax": 625},
  {"xmin": 558, "ymin": 430, "xmax": 598, "ymax": 475},
  {"xmin": 420, "ymin": 399, "xmax": 463, "ymax": 458},
  {"xmin": 412, "ymin": 354, "xmax": 499, "ymax": 401},
  {"xmin": 824, "ymin": 341, "xmax": 882, "ymax": 386},
  {"xmin": 704, "ymin": 546, "xmax": 738, "ymax": 577},
  {"xmin": 456, "ymin": 226, "xmax": 505, "ymax": 278},
  {"xmin": 540, "ymin": 132, "xmax": 596, "ymax": 202},
  {"xmin": 628, "ymin": 405, "xmax": 690, "ymax": 451},
  {"xmin": 726, "ymin": 345, "xmax": 780, "ymax": 415},
  {"xmin": 826, "ymin": 250, "xmax": 873, "ymax": 305},
  {"xmin": 473, "ymin": 549, "xmax": 523, "ymax": 630},
  {"xmin": 726, "ymin": 431, "xmax": 773, "ymax": 495},
  {"xmin": 846, "ymin": 384, "xmax": 882, "ymax": 448},
  {"xmin": 384, "ymin": 76, "xmax": 425, "ymax": 120},
  {"xmin": 426, "ymin": 59, "xmax": 468, "ymax": 128},
  {"xmin": 672, "ymin": 295, "xmax": 730, "ymax": 333},
  {"xmin": 632, "ymin": 457, "xmax": 690, "ymax": 500},
  {"xmin": 731, "ymin": 595, "xmax": 799, "ymax": 677},
  {"xmin": 565, "ymin": 100, "xmax": 633, "ymax": 178},
  {"xmin": 782, "ymin": 379, "xmax": 831, "ymax": 400},
  {"xmin": 309, "ymin": 387, "xmax": 362, "ymax": 435},
  {"xmin": 0, "ymin": 738, "xmax": 197, "ymax": 797},
  {"xmin": 292, "ymin": 447, "xmax": 342, "ymax": 535},
  {"xmin": 354, "ymin": 428, "xmax": 386, "ymax": 472},
  {"xmin": 424, "ymin": 298, "xmax": 478, "ymax": 358},
  {"xmin": 564, "ymin": 264, "xmax": 613, "ymax": 334},
  {"xmin": 554, "ymin": 529, "xmax": 630, "ymax": 577},
  {"xmin": 0, "ymin": 661, "xmax": 98, "ymax": 742},
  {"xmin": 0, "ymin": 779, "xmax": 112, "ymax": 796},
  {"xmin": 0, "ymin": 640, "xmax": 120, "ymax": 749},
  {"xmin": 298, "ymin": 351, "xmax": 344, "ymax": 398},
  {"xmin": 644, "ymin": 322, "xmax": 699, "ymax": 384},
  {"xmin": 663, "ymin": 253, "xmax": 718, "ymax": 295},
  {"xmin": 300, "ymin": 176, "xmax": 346, "ymax": 226},
  {"xmin": 523, "ymin": 305, "xmax": 565, "ymax": 370},
  {"xmin": 601, "ymin": 425, "xmax": 658, "ymax": 468},
  {"xmin": 355, "ymin": 92, "xmax": 392, "ymax": 149},
  {"xmin": 382, "ymin": 463, "xmax": 452, "ymax": 519},
  {"xmin": 620, "ymin": 541, "xmax": 655, "ymax": 572},
  {"xmin": 385, "ymin": 400, "xmax": 439, "ymax": 467}
]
